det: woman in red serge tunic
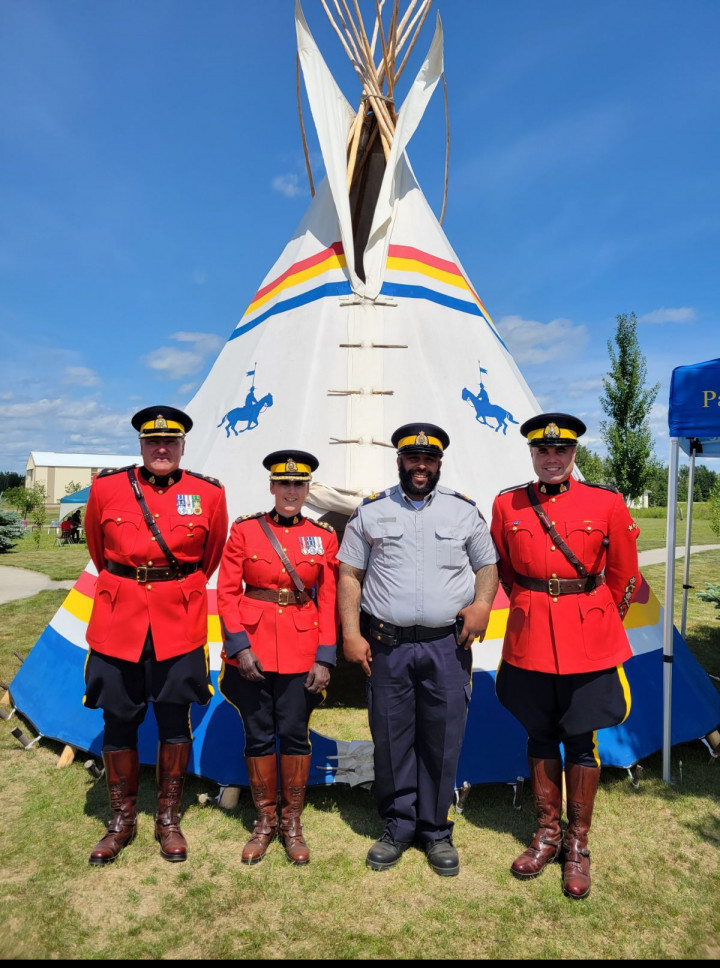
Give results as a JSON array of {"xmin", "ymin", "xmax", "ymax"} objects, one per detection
[
  {"xmin": 490, "ymin": 413, "xmax": 640, "ymax": 902},
  {"xmin": 83, "ymin": 405, "xmax": 228, "ymax": 869},
  {"xmin": 217, "ymin": 449, "xmax": 338, "ymax": 867}
]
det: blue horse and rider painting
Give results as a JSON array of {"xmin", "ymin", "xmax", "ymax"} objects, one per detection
[
  {"xmin": 462, "ymin": 365, "xmax": 519, "ymax": 434},
  {"xmin": 217, "ymin": 369, "xmax": 273, "ymax": 437}
]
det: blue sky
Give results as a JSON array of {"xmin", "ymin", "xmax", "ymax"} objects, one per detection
[{"xmin": 2, "ymin": 0, "xmax": 718, "ymax": 474}]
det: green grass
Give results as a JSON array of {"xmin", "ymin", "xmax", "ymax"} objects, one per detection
[{"xmin": 0, "ymin": 525, "xmax": 719, "ymax": 959}]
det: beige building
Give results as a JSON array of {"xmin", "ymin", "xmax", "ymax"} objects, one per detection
[{"xmin": 25, "ymin": 452, "xmax": 140, "ymax": 505}]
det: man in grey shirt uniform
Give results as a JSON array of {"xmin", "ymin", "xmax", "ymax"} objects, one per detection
[{"xmin": 337, "ymin": 422, "xmax": 499, "ymax": 876}]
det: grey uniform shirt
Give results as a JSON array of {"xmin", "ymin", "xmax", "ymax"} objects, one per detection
[{"xmin": 338, "ymin": 484, "xmax": 499, "ymax": 627}]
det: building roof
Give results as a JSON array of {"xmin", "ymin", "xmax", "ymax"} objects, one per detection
[{"xmin": 27, "ymin": 452, "xmax": 140, "ymax": 469}]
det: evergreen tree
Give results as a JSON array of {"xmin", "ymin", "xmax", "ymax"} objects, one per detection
[
  {"xmin": 0, "ymin": 509, "xmax": 25, "ymax": 552},
  {"xmin": 600, "ymin": 312, "xmax": 659, "ymax": 502}
]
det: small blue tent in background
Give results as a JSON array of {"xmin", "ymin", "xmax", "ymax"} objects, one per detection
[
  {"xmin": 58, "ymin": 486, "xmax": 91, "ymax": 518},
  {"xmin": 664, "ymin": 357, "xmax": 720, "ymax": 781}
]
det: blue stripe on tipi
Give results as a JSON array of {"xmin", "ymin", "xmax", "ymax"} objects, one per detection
[{"xmin": 228, "ymin": 280, "xmax": 506, "ymax": 348}]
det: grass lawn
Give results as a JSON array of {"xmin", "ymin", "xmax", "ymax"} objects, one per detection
[{"xmin": 0, "ymin": 513, "xmax": 718, "ymax": 959}]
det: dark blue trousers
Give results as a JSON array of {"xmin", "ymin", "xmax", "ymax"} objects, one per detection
[{"xmin": 367, "ymin": 631, "xmax": 472, "ymax": 845}]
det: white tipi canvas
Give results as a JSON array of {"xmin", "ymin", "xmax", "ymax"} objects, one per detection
[{"xmin": 8, "ymin": 1, "xmax": 719, "ymax": 790}]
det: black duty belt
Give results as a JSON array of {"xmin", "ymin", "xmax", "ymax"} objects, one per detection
[
  {"xmin": 360, "ymin": 611, "xmax": 455, "ymax": 647},
  {"xmin": 244, "ymin": 584, "xmax": 310, "ymax": 606},
  {"xmin": 513, "ymin": 573, "xmax": 606, "ymax": 596},
  {"xmin": 105, "ymin": 560, "xmax": 201, "ymax": 583}
]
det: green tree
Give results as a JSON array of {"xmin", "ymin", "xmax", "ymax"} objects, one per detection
[
  {"xmin": 575, "ymin": 444, "xmax": 606, "ymax": 483},
  {"xmin": 3, "ymin": 484, "xmax": 44, "ymax": 519},
  {"xmin": 0, "ymin": 508, "xmax": 25, "ymax": 552},
  {"xmin": 0, "ymin": 471, "xmax": 23, "ymax": 492},
  {"xmin": 708, "ymin": 476, "xmax": 720, "ymax": 539},
  {"xmin": 65, "ymin": 479, "xmax": 84, "ymax": 496},
  {"xmin": 644, "ymin": 458, "xmax": 668, "ymax": 507},
  {"xmin": 600, "ymin": 312, "xmax": 660, "ymax": 503}
]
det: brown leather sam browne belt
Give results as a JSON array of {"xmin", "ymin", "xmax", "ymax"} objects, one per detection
[
  {"xmin": 105, "ymin": 560, "xmax": 201, "ymax": 583},
  {"xmin": 244, "ymin": 584, "xmax": 310, "ymax": 606},
  {"xmin": 513, "ymin": 573, "xmax": 606, "ymax": 595}
]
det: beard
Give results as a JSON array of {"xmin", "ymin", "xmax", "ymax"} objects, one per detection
[{"xmin": 398, "ymin": 462, "xmax": 441, "ymax": 499}]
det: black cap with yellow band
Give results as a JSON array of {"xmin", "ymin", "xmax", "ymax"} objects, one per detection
[
  {"xmin": 520, "ymin": 412, "xmax": 586, "ymax": 447},
  {"xmin": 391, "ymin": 422, "xmax": 449, "ymax": 455},
  {"xmin": 131, "ymin": 405, "xmax": 193, "ymax": 438},
  {"xmin": 263, "ymin": 450, "xmax": 319, "ymax": 482}
]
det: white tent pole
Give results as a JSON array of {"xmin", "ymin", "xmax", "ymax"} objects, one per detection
[
  {"xmin": 680, "ymin": 445, "xmax": 696, "ymax": 637},
  {"xmin": 662, "ymin": 437, "xmax": 680, "ymax": 783}
]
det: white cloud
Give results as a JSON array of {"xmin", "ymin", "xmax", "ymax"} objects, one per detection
[
  {"xmin": 638, "ymin": 307, "xmax": 696, "ymax": 324},
  {"xmin": 567, "ymin": 377, "xmax": 603, "ymax": 398},
  {"xmin": 497, "ymin": 314, "xmax": 589, "ymax": 364},
  {"xmin": 63, "ymin": 365, "xmax": 100, "ymax": 386},
  {"xmin": 143, "ymin": 332, "xmax": 223, "ymax": 379},
  {"xmin": 170, "ymin": 332, "xmax": 223, "ymax": 352},
  {"xmin": 144, "ymin": 347, "xmax": 207, "ymax": 378},
  {"xmin": 272, "ymin": 173, "xmax": 304, "ymax": 198},
  {"xmin": 191, "ymin": 269, "xmax": 208, "ymax": 285}
]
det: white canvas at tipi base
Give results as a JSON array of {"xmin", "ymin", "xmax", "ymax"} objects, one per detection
[{"xmin": 8, "ymin": 0, "xmax": 720, "ymax": 794}]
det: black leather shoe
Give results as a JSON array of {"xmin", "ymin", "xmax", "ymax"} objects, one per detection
[
  {"xmin": 425, "ymin": 838, "xmax": 459, "ymax": 877},
  {"xmin": 366, "ymin": 835, "xmax": 413, "ymax": 871}
]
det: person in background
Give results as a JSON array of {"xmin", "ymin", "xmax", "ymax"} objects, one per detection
[
  {"xmin": 217, "ymin": 450, "xmax": 338, "ymax": 866},
  {"xmin": 83, "ymin": 405, "xmax": 228, "ymax": 866},
  {"xmin": 70, "ymin": 508, "xmax": 82, "ymax": 542},
  {"xmin": 337, "ymin": 423, "xmax": 499, "ymax": 878},
  {"xmin": 490, "ymin": 412, "xmax": 640, "ymax": 899}
]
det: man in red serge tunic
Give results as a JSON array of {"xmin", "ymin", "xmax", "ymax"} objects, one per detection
[
  {"xmin": 83, "ymin": 405, "xmax": 228, "ymax": 868},
  {"xmin": 490, "ymin": 412, "xmax": 640, "ymax": 900},
  {"xmin": 217, "ymin": 449, "xmax": 338, "ymax": 866}
]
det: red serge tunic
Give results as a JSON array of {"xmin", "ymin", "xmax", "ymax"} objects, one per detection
[
  {"xmin": 217, "ymin": 512, "xmax": 339, "ymax": 674},
  {"xmin": 84, "ymin": 466, "xmax": 228, "ymax": 662},
  {"xmin": 490, "ymin": 479, "xmax": 640, "ymax": 675}
]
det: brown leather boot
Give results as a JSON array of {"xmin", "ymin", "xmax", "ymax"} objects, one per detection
[
  {"xmin": 155, "ymin": 741, "xmax": 191, "ymax": 862},
  {"xmin": 279, "ymin": 753, "xmax": 311, "ymax": 865},
  {"xmin": 511, "ymin": 758, "xmax": 563, "ymax": 879},
  {"xmin": 562, "ymin": 762, "xmax": 600, "ymax": 899},
  {"xmin": 89, "ymin": 749, "xmax": 139, "ymax": 866},
  {"xmin": 242, "ymin": 754, "xmax": 278, "ymax": 865}
]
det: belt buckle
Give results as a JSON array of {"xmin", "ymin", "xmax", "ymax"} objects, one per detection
[
  {"xmin": 547, "ymin": 577, "xmax": 561, "ymax": 596},
  {"xmin": 277, "ymin": 588, "xmax": 291, "ymax": 606},
  {"xmin": 136, "ymin": 565, "xmax": 149, "ymax": 584}
]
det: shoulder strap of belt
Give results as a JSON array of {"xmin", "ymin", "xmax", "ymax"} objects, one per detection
[
  {"xmin": 127, "ymin": 468, "xmax": 182, "ymax": 576},
  {"xmin": 257, "ymin": 516, "xmax": 307, "ymax": 596},
  {"xmin": 526, "ymin": 483, "xmax": 588, "ymax": 578}
]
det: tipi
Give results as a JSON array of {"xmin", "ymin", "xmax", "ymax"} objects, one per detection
[{"xmin": 8, "ymin": 0, "xmax": 720, "ymax": 791}]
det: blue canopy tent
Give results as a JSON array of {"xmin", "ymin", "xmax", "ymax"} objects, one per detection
[
  {"xmin": 58, "ymin": 486, "xmax": 91, "ymax": 519},
  {"xmin": 664, "ymin": 357, "xmax": 720, "ymax": 782}
]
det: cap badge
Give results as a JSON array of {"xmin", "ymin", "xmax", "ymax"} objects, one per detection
[
  {"xmin": 286, "ymin": 458, "xmax": 298, "ymax": 472},
  {"xmin": 544, "ymin": 422, "xmax": 560, "ymax": 439},
  {"xmin": 416, "ymin": 431, "xmax": 429, "ymax": 446},
  {"xmin": 155, "ymin": 415, "xmax": 168, "ymax": 429}
]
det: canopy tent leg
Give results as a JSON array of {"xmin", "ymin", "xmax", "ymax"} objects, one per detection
[
  {"xmin": 663, "ymin": 438, "xmax": 680, "ymax": 784},
  {"xmin": 680, "ymin": 444, "xmax": 697, "ymax": 637}
]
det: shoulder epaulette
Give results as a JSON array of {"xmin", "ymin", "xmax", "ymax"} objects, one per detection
[
  {"xmin": 450, "ymin": 490, "xmax": 477, "ymax": 506},
  {"xmin": 498, "ymin": 481, "xmax": 532, "ymax": 496},
  {"xmin": 234, "ymin": 511, "xmax": 265, "ymax": 524},
  {"xmin": 186, "ymin": 469, "xmax": 222, "ymax": 488},
  {"xmin": 310, "ymin": 519, "xmax": 335, "ymax": 533},
  {"xmin": 97, "ymin": 464, "xmax": 136, "ymax": 478},
  {"xmin": 361, "ymin": 490, "xmax": 387, "ymax": 506},
  {"xmin": 583, "ymin": 481, "xmax": 619, "ymax": 493}
]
